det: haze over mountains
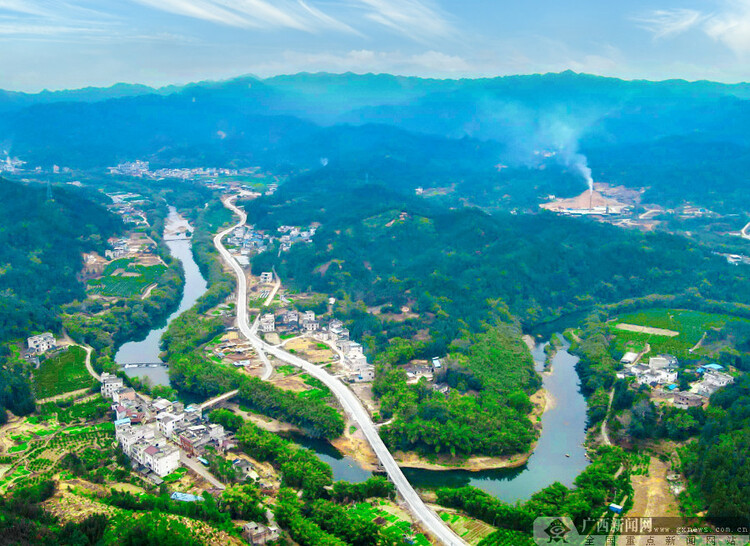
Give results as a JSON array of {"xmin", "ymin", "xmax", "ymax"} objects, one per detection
[{"xmin": 3, "ymin": 71, "xmax": 750, "ymax": 211}]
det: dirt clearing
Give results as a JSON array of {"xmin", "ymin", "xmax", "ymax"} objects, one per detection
[{"xmin": 616, "ymin": 323, "xmax": 679, "ymax": 337}]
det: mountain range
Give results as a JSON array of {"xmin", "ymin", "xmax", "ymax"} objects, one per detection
[{"xmin": 2, "ymin": 71, "xmax": 750, "ymax": 211}]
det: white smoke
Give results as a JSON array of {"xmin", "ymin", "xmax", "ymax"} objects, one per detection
[
  {"xmin": 563, "ymin": 152, "xmax": 594, "ymax": 191},
  {"xmin": 540, "ymin": 118, "xmax": 595, "ymax": 191},
  {"xmin": 474, "ymin": 99, "xmax": 600, "ymax": 191}
]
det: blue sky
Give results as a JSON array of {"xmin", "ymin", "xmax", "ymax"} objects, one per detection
[{"xmin": 2, "ymin": 0, "xmax": 750, "ymax": 90}]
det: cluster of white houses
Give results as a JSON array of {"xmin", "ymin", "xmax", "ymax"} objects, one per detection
[
  {"xmin": 260, "ymin": 309, "xmax": 320, "ymax": 334},
  {"xmin": 101, "ymin": 373, "xmax": 231, "ymax": 481},
  {"xmin": 277, "ymin": 225, "xmax": 316, "ymax": 253},
  {"xmin": 319, "ymin": 319, "xmax": 375, "ymax": 383},
  {"xmin": 617, "ymin": 354, "xmax": 679, "ymax": 386},
  {"xmin": 226, "ymin": 225, "xmax": 270, "ymax": 265},
  {"xmin": 225, "ymin": 224, "xmax": 316, "ymax": 265},
  {"xmin": 258, "ymin": 314, "xmax": 375, "ymax": 382},
  {"xmin": 105, "ymin": 192, "xmax": 149, "ymax": 228},
  {"xmin": 618, "ymin": 353, "xmax": 735, "ymax": 408}
]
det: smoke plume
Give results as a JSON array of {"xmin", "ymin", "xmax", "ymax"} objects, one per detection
[
  {"xmin": 473, "ymin": 99, "xmax": 601, "ymax": 191},
  {"xmin": 563, "ymin": 152, "xmax": 593, "ymax": 191},
  {"xmin": 541, "ymin": 118, "xmax": 595, "ymax": 191}
]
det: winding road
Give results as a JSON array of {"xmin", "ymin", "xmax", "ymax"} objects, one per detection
[
  {"xmin": 215, "ymin": 195, "xmax": 466, "ymax": 546},
  {"xmin": 215, "ymin": 195, "xmax": 273, "ymax": 382}
]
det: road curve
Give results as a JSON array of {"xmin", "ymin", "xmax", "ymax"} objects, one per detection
[
  {"xmin": 214, "ymin": 195, "xmax": 273, "ymax": 382},
  {"xmin": 215, "ymin": 195, "xmax": 466, "ymax": 546},
  {"xmin": 80, "ymin": 344, "xmax": 100, "ymax": 382}
]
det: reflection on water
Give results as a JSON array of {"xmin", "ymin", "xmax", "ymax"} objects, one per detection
[
  {"xmin": 115, "ymin": 207, "xmax": 208, "ymax": 387},
  {"xmin": 402, "ymin": 336, "xmax": 590, "ymax": 503},
  {"xmin": 284, "ymin": 432, "xmax": 373, "ymax": 484},
  {"xmin": 296, "ymin": 335, "xmax": 590, "ymax": 502}
]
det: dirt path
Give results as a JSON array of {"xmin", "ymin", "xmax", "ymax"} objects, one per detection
[
  {"xmin": 140, "ymin": 283, "xmax": 158, "ymax": 299},
  {"xmin": 615, "ymin": 323, "xmax": 679, "ymax": 337},
  {"xmin": 689, "ymin": 331, "xmax": 707, "ymax": 353},
  {"xmin": 601, "ymin": 389, "xmax": 614, "ymax": 446},
  {"xmin": 80, "ymin": 344, "xmax": 100, "ymax": 382},
  {"xmin": 263, "ymin": 268, "xmax": 281, "ymax": 306},
  {"xmin": 620, "ymin": 457, "xmax": 681, "ymax": 545},
  {"xmin": 36, "ymin": 388, "xmax": 92, "ymax": 406}
]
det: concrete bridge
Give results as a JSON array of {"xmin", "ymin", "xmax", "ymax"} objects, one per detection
[
  {"xmin": 198, "ymin": 389, "xmax": 239, "ymax": 412},
  {"xmin": 121, "ymin": 362, "xmax": 165, "ymax": 369}
]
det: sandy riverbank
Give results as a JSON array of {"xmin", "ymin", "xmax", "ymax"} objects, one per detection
[{"xmin": 336, "ymin": 385, "xmax": 551, "ymax": 472}]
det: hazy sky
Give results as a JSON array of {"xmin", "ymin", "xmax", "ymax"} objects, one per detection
[{"xmin": 2, "ymin": 0, "xmax": 750, "ymax": 91}]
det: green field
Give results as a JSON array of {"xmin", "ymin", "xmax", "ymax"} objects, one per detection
[
  {"xmin": 276, "ymin": 365, "xmax": 298, "ymax": 376},
  {"xmin": 87, "ymin": 258, "xmax": 166, "ymax": 297},
  {"xmin": 348, "ymin": 502, "xmax": 430, "ymax": 545},
  {"xmin": 477, "ymin": 528, "xmax": 536, "ymax": 546},
  {"xmin": 610, "ymin": 308, "xmax": 750, "ymax": 361},
  {"xmin": 33, "ymin": 346, "xmax": 93, "ymax": 399},
  {"xmin": 298, "ymin": 374, "xmax": 330, "ymax": 401},
  {"xmin": 0, "ymin": 418, "xmax": 120, "ymax": 494}
]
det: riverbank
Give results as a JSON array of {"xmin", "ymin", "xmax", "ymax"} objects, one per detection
[
  {"xmin": 116, "ymin": 207, "xmax": 208, "ymax": 387},
  {"xmin": 335, "ymin": 384, "xmax": 550, "ymax": 473}
]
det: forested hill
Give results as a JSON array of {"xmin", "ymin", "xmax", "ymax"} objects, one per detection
[
  {"xmin": 5, "ymin": 72, "xmax": 750, "ymax": 212},
  {"xmin": 250, "ymin": 182, "xmax": 750, "ymax": 355},
  {"xmin": 0, "ymin": 179, "xmax": 122, "ymax": 343}
]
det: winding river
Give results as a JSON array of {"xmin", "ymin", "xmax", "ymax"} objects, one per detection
[
  {"xmin": 304, "ymin": 336, "xmax": 590, "ymax": 499},
  {"xmin": 402, "ymin": 337, "xmax": 590, "ymax": 502},
  {"xmin": 115, "ymin": 207, "xmax": 208, "ymax": 387},
  {"xmin": 114, "ymin": 204, "xmax": 590, "ymax": 501}
]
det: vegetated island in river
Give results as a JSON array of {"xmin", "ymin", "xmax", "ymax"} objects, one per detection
[
  {"xmin": 328, "ymin": 383, "xmax": 551, "ymax": 472},
  {"xmin": 395, "ymin": 386, "xmax": 549, "ymax": 472},
  {"xmin": 323, "ymin": 333, "xmax": 561, "ymax": 472}
]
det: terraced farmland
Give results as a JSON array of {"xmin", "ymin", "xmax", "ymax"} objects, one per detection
[{"xmin": 87, "ymin": 258, "xmax": 166, "ymax": 298}]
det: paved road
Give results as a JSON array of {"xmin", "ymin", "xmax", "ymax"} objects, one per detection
[
  {"xmin": 261, "ymin": 340, "xmax": 466, "ymax": 545},
  {"xmin": 180, "ymin": 451, "xmax": 226, "ymax": 490},
  {"xmin": 215, "ymin": 196, "xmax": 273, "ymax": 382},
  {"xmin": 214, "ymin": 196, "xmax": 465, "ymax": 545}
]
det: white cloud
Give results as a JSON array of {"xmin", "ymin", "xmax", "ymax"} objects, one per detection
[
  {"xmin": 633, "ymin": 8, "xmax": 706, "ymax": 39},
  {"xmin": 0, "ymin": 22, "xmax": 102, "ymax": 36},
  {"xmin": 131, "ymin": 0, "xmax": 250, "ymax": 27},
  {"xmin": 410, "ymin": 50, "xmax": 469, "ymax": 72},
  {"xmin": 0, "ymin": 1, "xmax": 119, "ymax": 40},
  {"xmin": 0, "ymin": 1, "xmax": 54, "ymax": 17},
  {"xmin": 704, "ymin": 1, "xmax": 750, "ymax": 56},
  {"xmin": 354, "ymin": 0, "xmax": 453, "ymax": 41},
  {"xmin": 129, "ymin": 0, "xmax": 356, "ymax": 33},
  {"xmin": 635, "ymin": 2, "xmax": 750, "ymax": 56}
]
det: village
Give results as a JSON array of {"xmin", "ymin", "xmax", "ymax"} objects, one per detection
[
  {"xmin": 616, "ymin": 349, "xmax": 736, "ymax": 410},
  {"xmin": 224, "ymin": 223, "xmax": 316, "ymax": 266},
  {"xmin": 106, "ymin": 160, "xmax": 282, "ymax": 192}
]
